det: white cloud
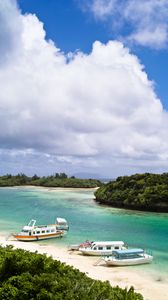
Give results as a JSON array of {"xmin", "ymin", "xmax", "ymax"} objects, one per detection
[
  {"xmin": 81, "ymin": 0, "xmax": 168, "ymax": 48},
  {"xmin": 0, "ymin": 0, "xmax": 168, "ymax": 177},
  {"xmin": 87, "ymin": 0, "xmax": 117, "ymax": 20},
  {"xmin": 127, "ymin": 26, "xmax": 168, "ymax": 49},
  {"xmin": 124, "ymin": 0, "xmax": 168, "ymax": 48},
  {"xmin": 0, "ymin": 0, "xmax": 22, "ymax": 64}
]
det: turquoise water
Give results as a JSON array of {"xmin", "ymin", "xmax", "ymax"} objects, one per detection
[{"xmin": 0, "ymin": 187, "xmax": 168, "ymax": 279}]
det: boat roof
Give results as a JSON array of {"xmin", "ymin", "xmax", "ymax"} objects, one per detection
[
  {"xmin": 56, "ymin": 218, "xmax": 67, "ymax": 223},
  {"xmin": 23, "ymin": 225, "xmax": 56, "ymax": 230},
  {"xmin": 112, "ymin": 248, "xmax": 144, "ymax": 255},
  {"xmin": 92, "ymin": 241, "xmax": 124, "ymax": 246},
  {"xmin": 23, "ymin": 225, "xmax": 33, "ymax": 230}
]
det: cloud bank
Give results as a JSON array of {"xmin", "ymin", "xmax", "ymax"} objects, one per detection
[
  {"xmin": 0, "ymin": 0, "xmax": 168, "ymax": 177},
  {"xmin": 80, "ymin": 0, "xmax": 168, "ymax": 49}
]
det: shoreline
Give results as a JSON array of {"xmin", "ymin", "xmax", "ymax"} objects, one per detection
[
  {"xmin": 2, "ymin": 186, "xmax": 167, "ymax": 213},
  {"xmin": 0, "ymin": 185, "xmax": 98, "ymax": 192},
  {"xmin": 0, "ymin": 235, "xmax": 167, "ymax": 300}
]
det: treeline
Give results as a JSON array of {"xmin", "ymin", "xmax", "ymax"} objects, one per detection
[
  {"xmin": 0, "ymin": 246, "xmax": 143, "ymax": 300},
  {"xmin": 0, "ymin": 173, "xmax": 102, "ymax": 188},
  {"xmin": 94, "ymin": 173, "xmax": 168, "ymax": 212}
]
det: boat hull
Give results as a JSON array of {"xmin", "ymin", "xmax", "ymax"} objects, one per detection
[
  {"xmin": 13, "ymin": 231, "xmax": 65, "ymax": 241},
  {"xmin": 105, "ymin": 255, "xmax": 153, "ymax": 266},
  {"xmin": 79, "ymin": 249, "xmax": 114, "ymax": 256}
]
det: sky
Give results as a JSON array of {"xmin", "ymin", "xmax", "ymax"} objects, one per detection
[{"xmin": 0, "ymin": 0, "xmax": 168, "ymax": 178}]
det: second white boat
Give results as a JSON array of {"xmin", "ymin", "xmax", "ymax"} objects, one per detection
[{"xmin": 79, "ymin": 241, "xmax": 126, "ymax": 256}]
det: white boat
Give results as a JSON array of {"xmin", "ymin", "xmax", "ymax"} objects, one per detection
[
  {"xmin": 104, "ymin": 248, "xmax": 153, "ymax": 266},
  {"xmin": 79, "ymin": 241, "xmax": 126, "ymax": 256},
  {"xmin": 13, "ymin": 218, "xmax": 69, "ymax": 241},
  {"xmin": 55, "ymin": 218, "xmax": 69, "ymax": 231}
]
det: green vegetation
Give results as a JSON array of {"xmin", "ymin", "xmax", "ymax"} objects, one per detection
[
  {"xmin": 0, "ymin": 246, "xmax": 142, "ymax": 300},
  {"xmin": 0, "ymin": 173, "xmax": 102, "ymax": 188},
  {"xmin": 94, "ymin": 173, "xmax": 168, "ymax": 212}
]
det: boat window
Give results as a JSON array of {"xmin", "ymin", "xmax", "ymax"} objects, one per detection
[
  {"xmin": 46, "ymin": 230, "xmax": 50, "ymax": 233},
  {"xmin": 22, "ymin": 230, "xmax": 29, "ymax": 233},
  {"xmin": 98, "ymin": 247, "xmax": 103, "ymax": 250},
  {"xmin": 36, "ymin": 231, "xmax": 40, "ymax": 234},
  {"xmin": 106, "ymin": 246, "xmax": 111, "ymax": 250},
  {"xmin": 114, "ymin": 246, "xmax": 119, "ymax": 249},
  {"xmin": 51, "ymin": 229, "xmax": 55, "ymax": 232},
  {"xmin": 33, "ymin": 231, "xmax": 35, "ymax": 234},
  {"xmin": 93, "ymin": 247, "xmax": 97, "ymax": 250},
  {"xmin": 42, "ymin": 230, "xmax": 45, "ymax": 234}
]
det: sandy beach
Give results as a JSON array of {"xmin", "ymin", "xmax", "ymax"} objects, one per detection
[
  {"xmin": 11, "ymin": 185, "xmax": 99, "ymax": 193},
  {"xmin": 0, "ymin": 235, "xmax": 167, "ymax": 300}
]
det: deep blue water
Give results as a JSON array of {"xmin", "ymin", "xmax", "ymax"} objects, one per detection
[{"xmin": 0, "ymin": 187, "xmax": 168, "ymax": 278}]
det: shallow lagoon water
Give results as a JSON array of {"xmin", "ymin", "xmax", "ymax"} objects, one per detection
[{"xmin": 0, "ymin": 187, "xmax": 168, "ymax": 280}]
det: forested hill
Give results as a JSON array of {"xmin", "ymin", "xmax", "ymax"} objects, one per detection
[
  {"xmin": 0, "ymin": 173, "xmax": 102, "ymax": 188},
  {"xmin": 94, "ymin": 173, "xmax": 168, "ymax": 212}
]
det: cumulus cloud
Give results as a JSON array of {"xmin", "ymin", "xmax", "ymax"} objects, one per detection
[
  {"xmin": 80, "ymin": 0, "xmax": 168, "ymax": 49},
  {"xmin": 0, "ymin": 0, "xmax": 168, "ymax": 176},
  {"xmin": 0, "ymin": 0, "xmax": 22, "ymax": 65}
]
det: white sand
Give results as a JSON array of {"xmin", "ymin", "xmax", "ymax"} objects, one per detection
[
  {"xmin": 13, "ymin": 186, "xmax": 98, "ymax": 192},
  {"xmin": 0, "ymin": 235, "xmax": 167, "ymax": 300}
]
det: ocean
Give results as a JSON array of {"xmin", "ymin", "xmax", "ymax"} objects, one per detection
[{"xmin": 0, "ymin": 186, "xmax": 168, "ymax": 280}]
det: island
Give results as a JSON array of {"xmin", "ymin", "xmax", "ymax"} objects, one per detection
[
  {"xmin": 94, "ymin": 173, "xmax": 168, "ymax": 212},
  {"xmin": 0, "ymin": 173, "xmax": 102, "ymax": 188}
]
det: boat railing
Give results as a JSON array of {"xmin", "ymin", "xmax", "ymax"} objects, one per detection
[
  {"xmin": 35, "ymin": 224, "xmax": 51, "ymax": 228},
  {"xmin": 144, "ymin": 248, "xmax": 153, "ymax": 256},
  {"xmin": 28, "ymin": 219, "xmax": 36, "ymax": 227}
]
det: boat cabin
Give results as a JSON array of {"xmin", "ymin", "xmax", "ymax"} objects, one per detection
[
  {"xmin": 56, "ymin": 218, "xmax": 69, "ymax": 231},
  {"xmin": 112, "ymin": 248, "xmax": 145, "ymax": 259},
  {"xmin": 20, "ymin": 220, "xmax": 57, "ymax": 237},
  {"xmin": 79, "ymin": 241, "xmax": 126, "ymax": 256},
  {"xmin": 91, "ymin": 241, "xmax": 125, "ymax": 251}
]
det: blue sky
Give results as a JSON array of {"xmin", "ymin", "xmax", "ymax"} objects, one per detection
[
  {"xmin": 0, "ymin": 0, "xmax": 168, "ymax": 178},
  {"xmin": 20, "ymin": 0, "xmax": 110, "ymax": 53},
  {"xmin": 19, "ymin": 0, "xmax": 168, "ymax": 109}
]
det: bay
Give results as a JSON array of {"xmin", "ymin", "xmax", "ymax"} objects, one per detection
[{"xmin": 0, "ymin": 187, "xmax": 168, "ymax": 280}]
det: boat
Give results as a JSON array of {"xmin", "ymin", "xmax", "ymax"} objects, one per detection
[
  {"xmin": 104, "ymin": 248, "xmax": 153, "ymax": 266},
  {"xmin": 79, "ymin": 241, "xmax": 126, "ymax": 256},
  {"xmin": 68, "ymin": 240, "xmax": 93, "ymax": 251},
  {"xmin": 13, "ymin": 218, "xmax": 69, "ymax": 241},
  {"xmin": 55, "ymin": 218, "xmax": 69, "ymax": 231}
]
